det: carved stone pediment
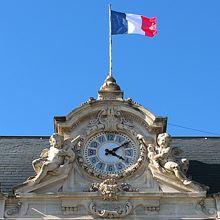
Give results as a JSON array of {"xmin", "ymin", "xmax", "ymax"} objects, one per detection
[
  {"xmin": 54, "ymin": 99, "xmax": 167, "ymax": 136},
  {"xmin": 85, "ymin": 107, "xmax": 134, "ymax": 133}
]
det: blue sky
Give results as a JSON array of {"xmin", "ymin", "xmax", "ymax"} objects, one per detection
[{"xmin": 0, "ymin": 1, "xmax": 219, "ymax": 136}]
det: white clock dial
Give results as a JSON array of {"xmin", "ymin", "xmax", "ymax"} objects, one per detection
[{"xmin": 84, "ymin": 132, "xmax": 138, "ymax": 175}]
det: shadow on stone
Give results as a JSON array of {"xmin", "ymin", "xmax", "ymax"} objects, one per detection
[{"xmin": 188, "ymin": 160, "xmax": 220, "ymax": 194}]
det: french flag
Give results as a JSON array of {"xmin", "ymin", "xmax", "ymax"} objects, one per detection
[{"xmin": 111, "ymin": 10, "xmax": 157, "ymax": 37}]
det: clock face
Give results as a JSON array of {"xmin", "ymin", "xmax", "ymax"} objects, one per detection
[{"xmin": 84, "ymin": 132, "xmax": 138, "ymax": 175}]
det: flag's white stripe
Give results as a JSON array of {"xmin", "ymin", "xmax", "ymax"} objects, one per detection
[{"xmin": 126, "ymin": 14, "xmax": 145, "ymax": 35}]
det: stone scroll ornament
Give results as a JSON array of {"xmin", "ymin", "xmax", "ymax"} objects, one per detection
[
  {"xmin": 26, "ymin": 133, "xmax": 78, "ymax": 185},
  {"xmin": 89, "ymin": 201, "xmax": 133, "ymax": 219},
  {"xmin": 147, "ymin": 133, "xmax": 192, "ymax": 185},
  {"xmin": 5, "ymin": 202, "xmax": 22, "ymax": 217}
]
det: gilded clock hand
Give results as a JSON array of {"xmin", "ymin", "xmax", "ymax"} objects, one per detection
[{"xmin": 112, "ymin": 141, "xmax": 131, "ymax": 152}]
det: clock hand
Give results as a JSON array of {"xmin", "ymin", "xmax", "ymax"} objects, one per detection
[
  {"xmin": 110, "ymin": 151, "xmax": 125, "ymax": 160},
  {"xmin": 112, "ymin": 141, "xmax": 131, "ymax": 152},
  {"xmin": 113, "ymin": 153, "xmax": 125, "ymax": 161},
  {"xmin": 105, "ymin": 141, "xmax": 131, "ymax": 156},
  {"xmin": 105, "ymin": 149, "xmax": 112, "ymax": 155},
  {"xmin": 105, "ymin": 149, "xmax": 125, "ymax": 160}
]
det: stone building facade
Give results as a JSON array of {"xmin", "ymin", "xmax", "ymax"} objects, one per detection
[{"xmin": 0, "ymin": 75, "xmax": 220, "ymax": 219}]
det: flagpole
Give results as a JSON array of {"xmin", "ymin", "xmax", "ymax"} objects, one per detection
[{"xmin": 109, "ymin": 4, "xmax": 112, "ymax": 77}]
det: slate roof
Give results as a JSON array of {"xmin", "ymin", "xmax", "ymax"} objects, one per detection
[
  {"xmin": 0, "ymin": 137, "xmax": 49, "ymax": 193},
  {"xmin": 0, "ymin": 136, "xmax": 219, "ymax": 194},
  {"xmin": 172, "ymin": 137, "xmax": 220, "ymax": 194}
]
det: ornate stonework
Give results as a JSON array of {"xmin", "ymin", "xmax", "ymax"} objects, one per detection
[
  {"xmin": 89, "ymin": 201, "xmax": 133, "ymax": 218},
  {"xmin": 147, "ymin": 132, "xmax": 206, "ymax": 192},
  {"xmin": 88, "ymin": 178, "xmax": 138, "ymax": 200},
  {"xmin": 85, "ymin": 107, "xmax": 134, "ymax": 134},
  {"xmin": 24, "ymin": 133, "xmax": 77, "ymax": 186},
  {"xmin": 98, "ymin": 75, "xmax": 124, "ymax": 100},
  {"xmin": 148, "ymin": 133, "xmax": 191, "ymax": 184},
  {"xmin": 3, "ymin": 75, "xmax": 218, "ymax": 220},
  {"xmin": 75, "ymin": 132, "xmax": 147, "ymax": 180},
  {"xmin": 4, "ymin": 201, "xmax": 22, "ymax": 217}
]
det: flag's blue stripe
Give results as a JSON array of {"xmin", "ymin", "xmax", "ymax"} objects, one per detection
[{"xmin": 111, "ymin": 10, "xmax": 128, "ymax": 35}]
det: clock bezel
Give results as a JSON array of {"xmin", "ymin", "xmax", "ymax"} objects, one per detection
[
  {"xmin": 75, "ymin": 130, "xmax": 147, "ymax": 180},
  {"xmin": 83, "ymin": 132, "xmax": 139, "ymax": 175}
]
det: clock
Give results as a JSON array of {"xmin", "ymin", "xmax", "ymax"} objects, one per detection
[{"xmin": 83, "ymin": 132, "xmax": 139, "ymax": 175}]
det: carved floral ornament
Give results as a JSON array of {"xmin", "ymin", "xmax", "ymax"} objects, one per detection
[
  {"xmin": 88, "ymin": 178, "xmax": 139, "ymax": 201},
  {"xmin": 85, "ymin": 107, "xmax": 135, "ymax": 135}
]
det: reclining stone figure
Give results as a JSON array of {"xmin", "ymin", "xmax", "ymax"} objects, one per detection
[
  {"xmin": 148, "ymin": 133, "xmax": 191, "ymax": 185},
  {"xmin": 30, "ymin": 133, "xmax": 76, "ymax": 185}
]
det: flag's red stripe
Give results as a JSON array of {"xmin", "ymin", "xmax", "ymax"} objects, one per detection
[{"xmin": 141, "ymin": 16, "xmax": 157, "ymax": 37}]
